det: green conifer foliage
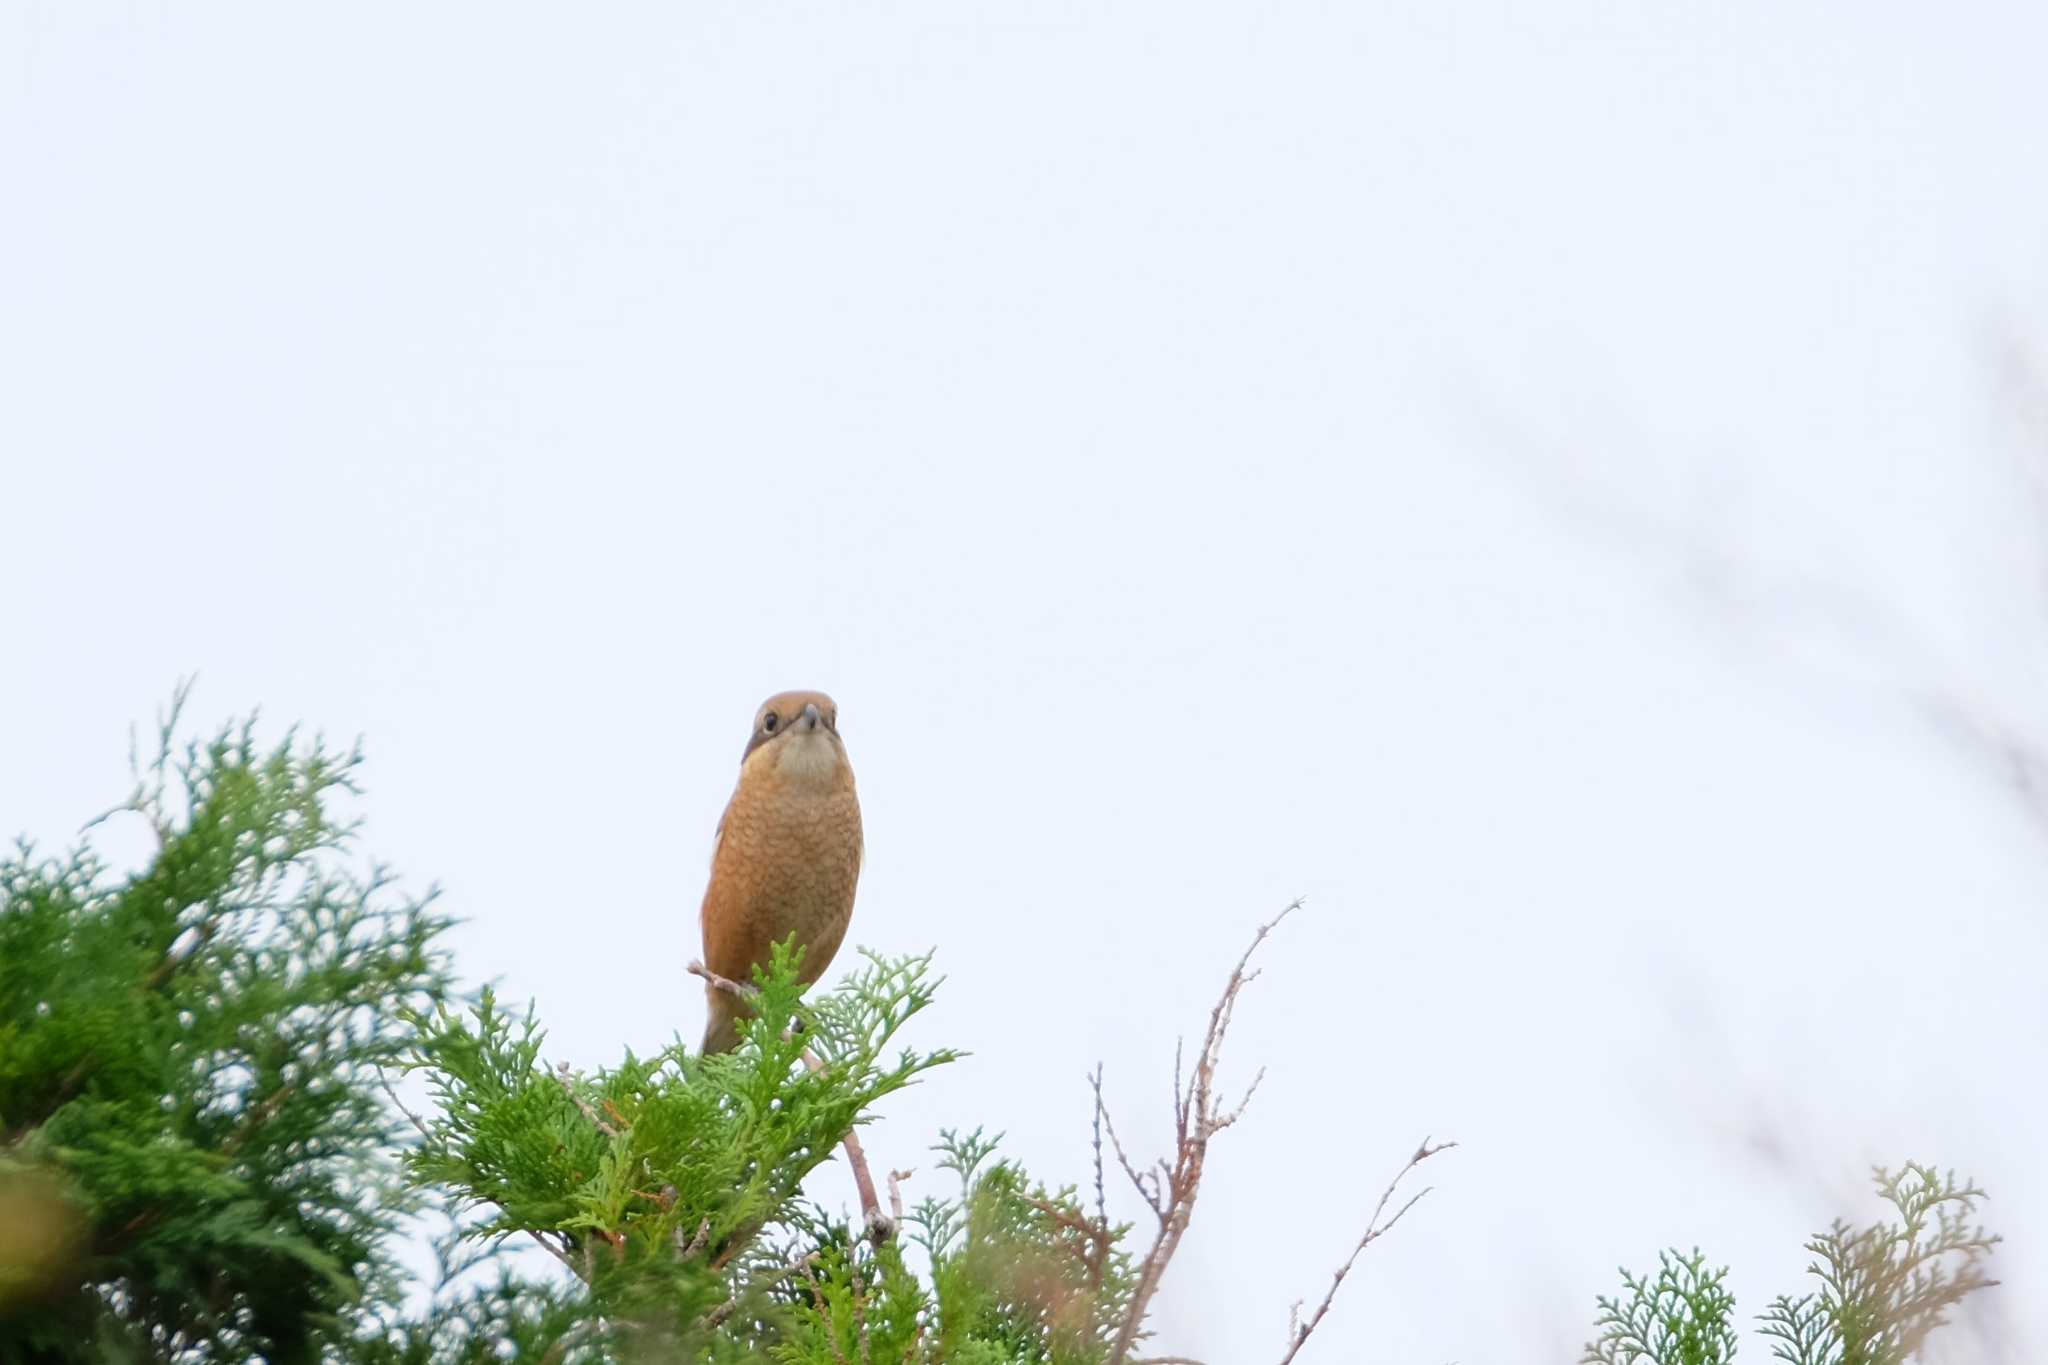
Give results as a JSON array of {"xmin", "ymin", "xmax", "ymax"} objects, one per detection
[
  {"xmin": 382, "ymin": 949, "xmax": 1157, "ymax": 1362},
  {"xmin": 1757, "ymin": 1165, "xmax": 2000, "ymax": 1365},
  {"xmin": 385, "ymin": 943, "xmax": 966, "ymax": 1358},
  {"xmin": 1583, "ymin": 1250, "xmax": 1739, "ymax": 1365},
  {"xmin": 0, "ymin": 691, "xmax": 453, "ymax": 1362},
  {"xmin": 1, "ymin": 697, "xmax": 1157, "ymax": 1363},
  {"xmin": 3, "ymin": 697, "xmax": 1433, "ymax": 1362},
  {"xmin": 1585, "ymin": 1165, "xmax": 2001, "ymax": 1365}
]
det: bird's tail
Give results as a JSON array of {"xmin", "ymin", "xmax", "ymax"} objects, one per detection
[{"xmin": 700, "ymin": 991, "xmax": 748, "ymax": 1056}]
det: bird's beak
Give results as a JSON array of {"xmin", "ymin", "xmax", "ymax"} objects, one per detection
[{"xmin": 800, "ymin": 702, "xmax": 823, "ymax": 732}]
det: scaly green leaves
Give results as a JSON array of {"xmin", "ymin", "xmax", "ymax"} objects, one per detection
[
  {"xmin": 1758, "ymin": 1165, "xmax": 1999, "ymax": 1365},
  {"xmin": 396, "ymin": 938, "xmax": 959, "ymax": 1355},
  {"xmin": 1583, "ymin": 1250, "xmax": 1738, "ymax": 1365},
  {"xmin": 1586, "ymin": 1164, "xmax": 2001, "ymax": 1365},
  {"xmin": 0, "ymin": 689, "xmax": 454, "ymax": 1363}
]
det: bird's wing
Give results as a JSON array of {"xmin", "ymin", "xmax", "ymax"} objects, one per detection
[{"xmin": 708, "ymin": 781, "xmax": 742, "ymax": 869}]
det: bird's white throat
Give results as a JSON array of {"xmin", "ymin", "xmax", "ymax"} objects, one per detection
[{"xmin": 773, "ymin": 731, "xmax": 844, "ymax": 785}]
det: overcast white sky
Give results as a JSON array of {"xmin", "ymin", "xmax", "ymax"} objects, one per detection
[{"xmin": 4, "ymin": 2, "xmax": 2046, "ymax": 1359}]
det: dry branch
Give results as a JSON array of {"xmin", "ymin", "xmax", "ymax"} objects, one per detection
[
  {"xmin": 1277, "ymin": 1137, "xmax": 1457, "ymax": 1363},
  {"xmin": 1093, "ymin": 903, "xmax": 1453, "ymax": 1363},
  {"xmin": 1101, "ymin": 901, "xmax": 1300, "ymax": 1365},
  {"xmin": 888, "ymin": 1168, "xmax": 912, "ymax": 1226}
]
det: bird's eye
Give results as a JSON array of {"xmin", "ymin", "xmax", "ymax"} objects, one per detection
[{"xmin": 762, "ymin": 711, "xmax": 779, "ymax": 734}]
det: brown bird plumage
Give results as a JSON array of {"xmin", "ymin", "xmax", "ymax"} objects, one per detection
[{"xmin": 698, "ymin": 690, "xmax": 863, "ymax": 1054}]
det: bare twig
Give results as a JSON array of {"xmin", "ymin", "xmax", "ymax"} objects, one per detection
[
  {"xmin": 1096, "ymin": 902, "xmax": 1452, "ymax": 1363},
  {"xmin": 837, "ymin": 1115, "xmax": 891, "ymax": 1242},
  {"xmin": 888, "ymin": 1168, "xmax": 913, "ymax": 1226},
  {"xmin": 1171, "ymin": 1037, "xmax": 1186, "ymax": 1140},
  {"xmin": 1093, "ymin": 1071, "xmax": 1163, "ymax": 1219},
  {"xmin": 689, "ymin": 959, "xmax": 753, "ymax": 1002},
  {"xmin": 1104, "ymin": 901, "xmax": 1302, "ymax": 1365},
  {"xmin": 81, "ymin": 680, "xmax": 189, "ymax": 848},
  {"xmin": 1214, "ymin": 1066, "xmax": 1267, "ymax": 1132},
  {"xmin": 376, "ymin": 1068, "xmax": 433, "ymax": 1142},
  {"xmin": 1091, "ymin": 1064, "xmax": 1111, "ymax": 1234},
  {"xmin": 1277, "ymin": 1138, "xmax": 1458, "ymax": 1364}
]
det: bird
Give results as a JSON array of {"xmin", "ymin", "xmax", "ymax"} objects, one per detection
[{"xmin": 697, "ymin": 690, "xmax": 864, "ymax": 1054}]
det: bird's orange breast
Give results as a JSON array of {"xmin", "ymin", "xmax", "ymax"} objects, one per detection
[{"xmin": 699, "ymin": 748, "xmax": 863, "ymax": 991}]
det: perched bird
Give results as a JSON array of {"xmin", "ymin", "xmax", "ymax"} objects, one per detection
[{"xmin": 698, "ymin": 690, "xmax": 864, "ymax": 1054}]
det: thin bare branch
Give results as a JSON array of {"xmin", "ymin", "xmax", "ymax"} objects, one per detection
[
  {"xmin": 1171, "ymin": 1036, "xmax": 1187, "ymax": 1141},
  {"xmin": 1091, "ymin": 1064, "xmax": 1111, "ymax": 1235},
  {"xmin": 688, "ymin": 959, "xmax": 754, "ymax": 1001},
  {"xmin": 1093, "ymin": 1071, "xmax": 1162, "ymax": 1219},
  {"xmin": 1213, "ymin": 1066, "xmax": 1267, "ymax": 1133},
  {"xmin": 376, "ymin": 1068, "xmax": 433, "ymax": 1142},
  {"xmin": 1277, "ymin": 1138, "xmax": 1458, "ymax": 1364},
  {"xmin": 798, "ymin": 1045, "xmax": 893, "ymax": 1243},
  {"xmin": 1104, "ymin": 900, "xmax": 1303, "ymax": 1365},
  {"xmin": 888, "ymin": 1168, "xmax": 913, "ymax": 1226}
]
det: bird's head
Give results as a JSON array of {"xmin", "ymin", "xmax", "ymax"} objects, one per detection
[{"xmin": 741, "ymin": 689, "xmax": 848, "ymax": 783}]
